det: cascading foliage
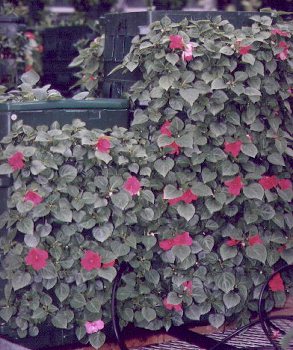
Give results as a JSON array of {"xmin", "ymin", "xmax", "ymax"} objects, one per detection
[{"xmin": 0, "ymin": 14, "xmax": 292, "ymax": 349}]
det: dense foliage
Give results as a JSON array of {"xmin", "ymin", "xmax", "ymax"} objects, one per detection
[{"xmin": 0, "ymin": 14, "xmax": 292, "ymax": 349}]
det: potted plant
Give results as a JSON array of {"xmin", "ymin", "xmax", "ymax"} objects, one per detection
[{"xmin": 0, "ymin": 14, "xmax": 292, "ymax": 350}]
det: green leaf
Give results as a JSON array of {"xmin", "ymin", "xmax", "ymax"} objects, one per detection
[
  {"xmin": 145, "ymin": 270, "xmax": 160, "ymax": 285},
  {"xmin": 205, "ymin": 198, "xmax": 222, "ymax": 214},
  {"xmin": 52, "ymin": 208, "xmax": 72, "ymax": 223},
  {"xmin": 70, "ymin": 292, "xmax": 86, "ymax": 309},
  {"xmin": 246, "ymin": 244, "xmax": 267, "ymax": 264},
  {"xmin": 142, "ymin": 307, "xmax": 156, "ymax": 322},
  {"xmin": 243, "ymin": 183, "xmax": 264, "ymax": 200},
  {"xmin": 267, "ymin": 153, "xmax": 285, "ymax": 166},
  {"xmin": 241, "ymin": 144, "xmax": 258, "ymax": 158},
  {"xmin": 163, "ymin": 185, "xmax": 182, "ymax": 199},
  {"xmin": 172, "ymin": 246, "xmax": 191, "ymax": 262},
  {"xmin": 86, "ymin": 297, "xmax": 102, "ymax": 313},
  {"xmin": 223, "ymin": 292, "xmax": 241, "ymax": 309},
  {"xmin": 0, "ymin": 307, "xmax": 13, "ymax": 322},
  {"xmin": 177, "ymin": 203, "xmax": 195, "ymax": 221},
  {"xmin": 89, "ymin": 332, "xmax": 106, "ymax": 349},
  {"xmin": 0, "ymin": 163, "xmax": 13, "ymax": 175},
  {"xmin": 17, "ymin": 218, "xmax": 34, "ymax": 235},
  {"xmin": 59, "ymin": 165, "xmax": 78, "ymax": 182},
  {"xmin": 12, "ymin": 272, "xmax": 31, "ymax": 291},
  {"xmin": 202, "ymin": 168, "xmax": 217, "ymax": 183},
  {"xmin": 210, "ymin": 122, "xmax": 227, "ymax": 137},
  {"xmin": 166, "ymin": 53, "xmax": 179, "ymax": 65},
  {"xmin": 192, "ymin": 183, "xmax": 213, "ymax": 196},
  {"xmin": 179, "ymin": 88, "xmax": 199, "ymax": 106},
  {"xmin": 21, "ymin": 70, "xmax": 40, "ymax": 85},
  {"xmin": 242, "ymin": 53, "xmax": 255, "ymax": 65},
  {"xmin": 211, "ymin": 78, "xmax": 226, "ymax": 90},
  {"xmin": 209, "ymin": 314, "xmax": 225, "ymax": 328},
  {"xmin": 220, "ymin": 244, "xmax": 237, "ymax": 261},
  {"xmin": 258, "ymin": 204, "xmax": 275, "ymax": 220},
  {"xmin": 132, "ymin": 110, "xmax": 148, "ymax": 125},
  {"xmin": 31, "ymin": 160, "xmax": 46, "ymax": 175},
  {"xmin": 185, "ymin": 304, "xmax": 201, "ymax": 320},
  {"xmin": 93, "ymin": 223, "xmax": 113, "ymax": 242},
  {"xmin": 215, "ymin": 272, "xmax": 235, "ymax": 293},
  {"xmin": 51, "ymin": 311, "xmax": 68, "ymax": 329},
  {"xmin": 97, "ymin": 267, "xmax": 117, "ymax": 282},
  {"xmin": 245, "ymin": 87, "xmax": 261, "ymax": 96},
  {"xmin": 159, "ymin": 75, "xmax": 174, "ymax": 90},
  {"xmin": 95, "ymin": 150, "xmax": 112, "ymax": 164},
  {"xmin": 154, "ymin": 158, "xmax": 174, "ymax": 177},
  {"xmin": 55, "ymin": 283, "xmax": 70, "ymax": 303},
  {"xmin": 111, "ymin": 192, "xmax": 130, "ymax": 210}
]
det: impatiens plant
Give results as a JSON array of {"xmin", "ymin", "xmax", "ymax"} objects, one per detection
[{"xmin": 0, "ymin": 14, "xmax": 293, "ymax": 350}]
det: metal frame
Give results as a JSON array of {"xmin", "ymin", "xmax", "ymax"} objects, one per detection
[{"xmin": 111, "ymin": 264, "xmax": 293, "ymax": 350}]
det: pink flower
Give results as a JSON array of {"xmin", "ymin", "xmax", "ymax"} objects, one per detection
[
  {"xmin": 182, "ymin": 43, "xmax": 195, "ymax": 62},
  {"xmin": 269, "ymin": 273, "xmax": 285, "ymax": 292},
  {"xmin": 183, "ymin": 280, "xmax": 192, "ymax": 295},
  {"xmin": 159, "ymin": 238, "xmax": 174, "ymax": 251},
  {"xmin": 166, "ymin": 142, "xmax": 180, "ymax": 155},
  {"xmin": 271, "ymin": 28, "xmax": 290, "ymax": 37},
  {"xmin": 24, "ymin": 31, "xmax": 36, "ymax": 40},
  {"xmin": 168, "ymin": 189, "xmax": 198, "ymax": 206},
  {"xmin": 102, "ymin": 260, "xmax": 116, "ymax": 268},
  {"xmin": 81, "ymin": 250, "xmax": 101, "ymax": 271},
  {"xmin": 169, "ymin": 35, "xmax": 184, "ymax": 50},
  {"xmin": 25, "ymin": 248, "xmax": 48, "ymax": 271},
  {"xmin": 277, "ymin": 41, "xmax": 289, "ymax": 60},
  {"xmin": 24, "ymin": 191, "xmax": 43, "ymax": 206},
  {"xmin": 239, "ymin": 45, "xmax": 252, "ymax": 55},
  {"xmin": 259, "ymin": 176, "xmax": 278, "ymax": 190},
  {"xmin": 8, "ymin": 151, "xmax": 25, "ymax": 171},
  {"xmin": 96, "ymin": 137, "xmax": 111, "ymax": 153},
  {"xmin": 123, "ymin": 176, "xmax": 141, "ymax": 196},
  {"xmin": 226, "ymin": 239, "xmax": 240, "ymax": 247},
  {"xmin": 224, "ymin": 140, "xmax": 242, "ymax": 158},
  {"xmin": 173, "ymin": 232, "xmax": 193, "ymax": 247},
  {"xmin": 277, "ymin": 244, "xmax": 286, "ymax": 253},
  {"xmin": 163, "ymin": 298, "xmax": 182, "ymax": 311},
  {"xmin": 278, "ymin": 178, "xmax": 292, "ymax": 190},
  {"xmin": 85, "ymin": 320, "xmax": 104, "ymax": 334},
  {"xmin": 160, "ymin": 121, "xmax": 172, "ymax": 137},
  {"xmin": 248, "ymin": 234, "xmax": 263, "ymax": 246},
  {"xmin": 159, "ymin": 232, "xmax": 193, "ymax": 251},
  {"xmin": 224, "ymin": 176, "xmax": 244, "ymax": 196}
]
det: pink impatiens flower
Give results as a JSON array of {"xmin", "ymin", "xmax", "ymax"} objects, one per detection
[
  {"xmin": 163, "ymin": 298, "xmax": 182, "ymax": 311},
  {"xmin": 81, "ymin": 250, "xmax": 101, "ymax": 271},
  {"xmin": 8, "ymin": 151, "xmax": 25, "ymax": 171},
  {"xmin": 259, "ymin": 176, "xmax": 278, "ymax": 190},
  {"xmin": 24, "ymin": 191, "xmax": 43, "ymax": 206},
  {"xmin": 123, "ymin": 176, "xmax": 141, "ymax": 196},
  {"xmin": 160, "ymin": 121, "xmax": 172, "ymax": 137},
  {"xmin": 182, "ymin": 280, "xmax": 192, "ymax": 295},
  {"xmin": 85, "ymin": 320, "xmax": 104, "ymax": 334},
  {"xmin": 169, "ymin": 35, "xmax": 184, "ymax": 50},
  {"xmin": 277, "ymin": 178, "xmax": 292, "ymax": 190},
  {"xmin": 226, "ymin": 239, "xmax": 241, "ymax": 247},
  {"xmin": 239, "ymin": 45, "xmax": 252, "ymax": 55},
  {"xmin": 224, "ymin": 176, "xmax": 244, "ymax": 196},
  {"xmin": 159, "ymin": 232, "xmax": 193, "ymax": 251},
  {"xmin": 269, "ymin": 273, "xmax": 285, "ymax": 292},
  {"xmin": 25, "ymin": 248, "xmax": 48, "ymax": 271},
  {"xmin": 168, "ymin": 189, "xmax": 198, "ymax": 206},
  {"xmin": 248, "ymin": 234, "xmax": 263, "ymax": 246},
  {"xmin": 224, "ymin": 140, "xmax": 242, "ymax": 158},
  {"xmin": 102, "ymin": 260, "xmax": 116, "ymax": 268},
  {"xmin": 182, "ymin": 43, "xmax": 195, "ymax": 62},
  {"xmin": 96, "ymin": 136, "xmax": 111, "ymax": 153},
  {"xmin": 166, "ymin": 141, "xmax": 180, "ymax": 155},
  {"xmin": 271, "ymin": 28, "xmax": 290, "ymax": 37},
  {"xmin": 277, "ymin": 41, "xmax": 289, "ymax": 60}
]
